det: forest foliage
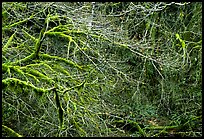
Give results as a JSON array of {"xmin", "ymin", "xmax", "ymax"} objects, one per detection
[{"xmin": 2, "ymin": 2, "xmax": 202, "ymax": 137}]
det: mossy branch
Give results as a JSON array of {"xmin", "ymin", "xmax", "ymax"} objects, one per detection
[
  {"xmin": 2, "ymin": 31, "xmax": 16, "ymax": 54},
  {"xmin": 2, "ymin": 7, "xmax": 47, "ymax": 30},
  {"xmin": 40, "ymin": 53, "xmax": 82, "ymax": 70},
  {"xmin": 2, "ymin": 63, "xmax": 53, "ymax": 83},
  {"xmin": 45, "ymin": 31, "xmax": 73, "ymax": 42},
  {"xmin": 20, "ymin": 61, "xmax": 54, "ymax": 71},
  {"xmin": 113, "ymin": 119, "xmax": 146, "ymax": 137},
  {"xmin": 11, "ymin": 53, "xmax": 36, "ymax": 66},
  {"xmin": 53, "ymin": 88, "xmax": 64, "ymax": 129},
  {"xmin": 2, "ymin": 13, "xmax": 35, "ymax": 30},
  {"xmin": 9, "ymin": 25, "xmax": 46, "ymax": 66},
  {"xmin": 2, "ymin": 125, "xmax": 23, "ymax": 137},
  {"xmin": 24, "ymin": 73, "xmax": 40, "ymax": 83},
  {"xmin": 2, "ymin": 64, "xmax": 9, "ymax": 74},
  {"xmin": 34, "ymin": 26, "xmax": 46, "ymax": 58},
  {"xmin": 127, "ymin": 120, "xmax": 146, "ymax": 137},
  {"xmin": 22, "ymin": 29, "xmax": 37, "ymax": 42},
  {"xmin": 25, "ymin": 68, "xmax": 54, "ymax": 83},
  {"xmin": 2, "ymin": 78, "xmax": 50, "ymax": 96},
  {"xmin": 63, "ymin": 80, "xmax": 86, "ymax": 95}
]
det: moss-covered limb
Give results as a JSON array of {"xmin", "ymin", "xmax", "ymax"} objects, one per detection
[
  {"xmin": 41, "ymin": 62, "xmax": 56, "ymax": 72},
  {"xmin": 3, "ymin": 63, "xmax": 54, "ymax": 83},
  {"xmin": 2, "ymin": 55, "xmax": 8, "ymax": 61},
  {"xmin": 53, "ymin": 88, "xmax": 64, "ymax": 129},
  {"xmin": 20, "ymin": 11, "xmax": 48, "ymax": 60},
  {"xmin": 22, "ymin": 29, "xmax": 37, "ymax": 42},
  {"xmin": 16, "ymin": 41, "xmax": 27, "ymax": 49},
  {"xmin": 3, "ymin": 17, "xmax": 30, "ymax": 30},
  {"xmin": 126, "ymin": 120, "xmax": 146, "ymax": 137},
  {"xmin": 45, "ymin": 24, "xmax": 74, "ymax": 34},
  {"xmin": 34, "ymin": 26, "xmax": 46, "ymax": 58},
  {"xmin": 3, "ymin": 62, "xmax": 55, "ymax": 83},
  {"xmin": 63, "ymin": 30, "xmax": 88, "ymax": 36},
  {"xmin": 45, "ymin": 31, "xmax": 73, "ymax": 42},
  {"xmin": 2, "ymin": 78, "xmax": 47, "ymax": 96},
  {"xmin": 2, "ymin": 124, "xmax": 23, "ymax": 137},
  {"xmin": 45, "ymin": 25, "xmax": 108, "ymax": 42},
  {"xmin": 2, "ymin": 64, "xmax": 28, "ymax": 80},
  {"xmin": 44, "ymin": 25, "xmax": 63, "ymax": 34},
  {"xmin": 46, "ymin": 28, "xmax": 114, "ymax": 47},
  {"xmin": 2, "ymin": 12, "xmax": 36, "ymax": 30},
  {"xmin": 24, "ymin": 73, "xmax": 40, "ymax": 83},
  {"xmin": 112, "ymin": 119, "xmax": 146, "ymax": 136},
  {"xmin": 44, "ymin": 29, "xmax": 127, "ymax": 68},
  {"xmin": 20, "ymin": 63, "xmax": 43, "ymax": 69},
  {"xmin": 2, "ymin": 31, "xmax": 16, "ymax": 54},
  {"xmin": 11, "ymin": 52, "xmax": 36, "ymax": 66},
  {"xmin": 176, "ymin": 33, "xmax": 186, "ymax": 48},
  {"xmin": 52, "ymin": 64, "xmax": 71, "ymax": 76},
  {"xmin": 63, "ymin": 80, "xmax": 86, "ymax": 95},
  {"xmin": 9, "ymin": 65, "xmax": 29, "ymax": 81},
  {"xmin": 51, "ymin": 64, "xmax": 76, "ymax": 82},
  {"xmin": 2, "ymin": 4, "xmax": 49, "ymax": 31},
  {"xmin": 40, "ymin": 53, "xmax": 82, "ymax": 70},
  {"xmin": 39, "ymin": 28, "xmax": 78, "ymax": 64},
  {"xmin": 6, "ymin": 65, "xmax": 22, "ymax": 74},
  {"xmin": 2, "ymin": 64, "xmax": 9, "ymax": 74},
  {"xmin": 2, "ymin": 77, "xmax": 57, "ymax": 95},
  {"xmin": 20, "ymin": 61, "xmax": 55, "ymax": 73},
  {"xmin": 45, "ymin": 27, "xmax": 110, "ymax": 45},
  {"xmin": 25, "ymin": 68, "xmax": 54, "ymax": 84}
]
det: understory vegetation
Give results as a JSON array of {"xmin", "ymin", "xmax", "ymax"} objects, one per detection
[{"xmin": 2, "ymin": 2, "xmax": 202, "ymax": 137}]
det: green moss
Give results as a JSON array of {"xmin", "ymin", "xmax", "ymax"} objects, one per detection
[
  {"xmin": 54, "ymin": 89, "xmax": 64, "ymax": 129},
  {"xmin": 40, "ymin": 53, "xmax": 82, "ymax": 70},
  {"xmin": 2, "ymin": 78, "xmax": 47, "ymax": 96},
  {"xmin": 2, "ymin": 31, "xmax": 16, "ymax": 54},
  {"xmin": 2, "ymin": 125, "xmax": 23, "ymax": 137}
]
